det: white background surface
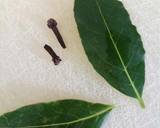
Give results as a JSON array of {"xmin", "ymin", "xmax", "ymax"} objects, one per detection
[{"xmin": 0, "ymin": 0, "xmax": 160, "ymax": 127}]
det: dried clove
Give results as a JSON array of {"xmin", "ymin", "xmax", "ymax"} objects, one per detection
[
  {"xmin": 44, "ymin": 44, "xmax": 61, "ymax": 65},
  {"xmin": 47, "ymin": 18, "xmax": 66, "ymax": 49}
]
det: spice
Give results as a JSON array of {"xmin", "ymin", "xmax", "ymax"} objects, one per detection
[
  {"xmin": 47, "ymin": 18, "xmax": 66, "ymax": 49},
  {"xmin": 44, "ymin": 44, "xmax": 61, "ymax": 65}
]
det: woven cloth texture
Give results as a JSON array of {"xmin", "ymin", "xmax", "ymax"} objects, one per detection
[{"xmin": 0, "ymin": 0, "xmax": 160, "ymax": 127}]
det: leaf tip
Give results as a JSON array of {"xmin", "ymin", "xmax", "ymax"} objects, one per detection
[
  {"xmin": 138, "ymin": 98, "xmax": 145, "ymax": 109},
  {"xmin": 109, "ymin": 104, "xmax": 116, "ymax": 110}
]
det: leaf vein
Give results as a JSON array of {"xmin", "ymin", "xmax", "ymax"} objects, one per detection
[
  {"xmin": 15, "ymin": 106, "xmax": 113, "ymax": 128},
  {"xmin": 95, "ymin": 0, "xmax": 144, "ymax": 107}
]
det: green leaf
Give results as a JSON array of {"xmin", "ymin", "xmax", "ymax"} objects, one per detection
[
  {"xmin": 0, "ymin": 99, "xmax": 113, "ymax": 128},
  {"xmin": 74, "ymin": 0, "xmax": 145, "ymax": 108}
]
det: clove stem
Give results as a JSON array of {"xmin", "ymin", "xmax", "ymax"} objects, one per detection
[
  {"xmin": 44, "ymin": 44, "xmax": 61, "ymax": 65},
  {"xmin": 47, "ymin": 18, "xmax": 66, "ymax": 49}
]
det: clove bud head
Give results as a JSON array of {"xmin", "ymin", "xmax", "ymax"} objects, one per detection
[
  {"xmin": 47, "ymin": 18, "xmax": 57, "ymax": 29},
  {"xmin": 52, "ymin": 56, "xmax": 62, "ymax": 65}
]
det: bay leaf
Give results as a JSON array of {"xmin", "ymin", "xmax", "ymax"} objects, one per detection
[
  {"xmin": 0, "ymin": 99, "xmax": 113, "ymax": 128},
  {"xmin": 74, "ymin": 0, "xmax": 145, "ymax": 108}
]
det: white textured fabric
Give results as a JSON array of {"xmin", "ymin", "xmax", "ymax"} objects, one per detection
[{"xmin": 0, "ymin": 0, "xmax": 160, "ymax": 127}]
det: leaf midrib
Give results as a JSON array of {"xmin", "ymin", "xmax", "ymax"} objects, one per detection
[
  {"xmin": 95, "ymin": 0, "xmax": 145, "ymax": 108},
  {"xmin": 9, "ymin": 106, "xmax": 113, "ymax": 128}
]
